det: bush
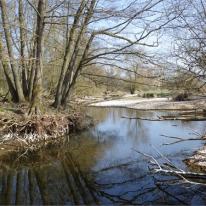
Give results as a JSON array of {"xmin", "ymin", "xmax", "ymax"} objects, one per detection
[
  {"xmin": 173, "ymin": 92, "xmax": 188, "ymax": 101},
  {"xmin": 143, "ymin": 93, "xmax": 154, "ymax": 98},
  {"xmin": 157, "ymin": 92, "xmax": 170, "ymax": 97}
]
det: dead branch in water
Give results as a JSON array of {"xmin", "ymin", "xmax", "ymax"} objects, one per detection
[
  {"xmin": 122, "ymin": 116, "xmax": 163, "ymax": 121},
  {"xmin": 161, "ymin": 134, "xmax": 204, "ymax": 145},
  {"xmin": 133, "ymin": 148, "xmax": 206, "ymax": 186},
  {"xmin": 122, "ymin": 112, "xmax": 206, "ymax": 121}
]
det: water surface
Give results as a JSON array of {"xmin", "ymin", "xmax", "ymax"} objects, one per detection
[
  {"xmin": 1, "ymin": 107, "xmax": 206, "ymax": 205},
  {"xmin": 69, "ymin": 107, "xmax": 206, "ymax": 204}
]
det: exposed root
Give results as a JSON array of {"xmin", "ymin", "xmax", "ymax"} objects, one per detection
[
  {"xmin": 0, "ymin": 113, "xmax": 92, "ymax": 160},
  {"xmin": 0, "ymin": 114, "xmax": 83, "ymax": 138}
]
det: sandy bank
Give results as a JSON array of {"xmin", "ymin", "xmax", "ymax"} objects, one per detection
[{"xmin": 90, "ymin": 97, "xmax": 206, "ymax": 110}]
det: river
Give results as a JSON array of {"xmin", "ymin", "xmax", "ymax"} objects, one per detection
[{"xmin": 0, "ymin": 107, "xmax": 206, "ymax": 205}]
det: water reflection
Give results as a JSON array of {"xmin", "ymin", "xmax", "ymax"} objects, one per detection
[
  {"xmin": 0, "ymin": 107, "xmax": 206, "ymax": 204},
  {"xmin": 69, "ymin": 107, "xmax": 206, "ymax": 204},
  {"xmin": 86, "ymin": 107, "xmax": 206, "ymax": 171}
]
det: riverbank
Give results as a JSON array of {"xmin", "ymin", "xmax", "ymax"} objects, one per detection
[
  {"xmin": 89, "ymin": 96, "xmax": 206, "ymax": 110},
  {"xmin": 0, "ymin": 102, "xmax": 93, "ymax": 161}
]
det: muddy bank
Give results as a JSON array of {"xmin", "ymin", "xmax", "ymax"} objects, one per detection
[{"xmin": 90, "ymin": 97, "xmax": 206, "ymax": 111}]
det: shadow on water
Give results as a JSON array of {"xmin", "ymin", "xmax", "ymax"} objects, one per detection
[{"xmin": 1, "ymin": 107, "xmax": 206, "ymax": 204}]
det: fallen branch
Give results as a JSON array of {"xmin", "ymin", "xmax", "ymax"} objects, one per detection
[
  {"xmin": 161, "ymin": 134, "xmax": 204, "ymax": 145},
  {"xmin": 133, "ymin": 147, "xmax": 206, "ymax": 186},
  {"xmin": 122, "ymin": 115, "xmax": 206, "ymax": 121},
  {"xmin": 122, "ymin": 116, "xmax": 163, "ymax": 121},
  {"xmin": 154, "ymin": 168, "xmax": 206, "ymax": 180}
]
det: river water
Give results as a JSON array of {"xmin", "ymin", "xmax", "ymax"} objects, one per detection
[{"xmin": 1, "ymin": 107, "xmax": 206, "ymax": 205}]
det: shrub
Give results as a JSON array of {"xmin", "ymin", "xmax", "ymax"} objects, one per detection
[
  {"xmin": 143, "ymin": 93, "xmax": 154, "ymax": 98},
  {"xmin": 173, "ymin": 92, "xmax": 188, "ymax": 101}
]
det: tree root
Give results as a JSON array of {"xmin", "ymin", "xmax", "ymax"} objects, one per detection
[
  {"xmin": 0, "ymin": 112, "xmax": 90, "ymax": 160},
  {"xmin": 0, "ymin": 113, "xmax": 83, "ymax": 138}
]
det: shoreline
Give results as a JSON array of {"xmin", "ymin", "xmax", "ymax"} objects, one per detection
[{"xmin": 89, "ymin": 97, "xmax": 206, "ymax": 111}]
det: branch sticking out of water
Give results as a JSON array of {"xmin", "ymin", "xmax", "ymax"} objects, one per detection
[
  {"xmin": 133, "ymin": 147, "xmax": 206, "ymax": 186},
  {"xmin": 161, "ymin": 134, "xmax": 204, "ymax": 145}
]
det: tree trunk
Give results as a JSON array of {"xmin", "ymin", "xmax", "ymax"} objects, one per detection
[
  {"xmin": 52, "ymin": 0, "xmax": 86, "ymax": 108},
  {"xmin": 28, "ymin": 44, "xmax": 36, "ymax": 101},
  {"xmin": 0, "ymin": 62, "xmax": 18, "ymax": 102},
  {"xmin": 54, "ymin": 0, "xmax": 96, "ymax": 108},
  {"xmin": 18, "ymin": 0, "xmax": 29, "ymax": 98},
  {"xmin": 61, "ymin": 34, "xmax": 95, "ymax": 106},
  {"xmin": 0, "ymin": 33, "xmax": 18, "ymax": 102},
  {"xmin": 28, "ymin": 0, "xmax": 45, "ymax": 115},
  {"xmin": 0, "ymin": 0, "xmax": 25, "ymax": 102}
]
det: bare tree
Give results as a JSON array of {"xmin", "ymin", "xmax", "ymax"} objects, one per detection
[
  {"xmin": 48, "ymin": 0, "xmax": 177, "ymax": 108},
  {"xmin": 0, "ymin": 0, "xmax": 178, "ymax": 111},
  {"xmin": 0, "ymin": 0, "xmax": 25, "ymax": 102},
  {"xmin": 170, "ymin": 0, "xmax": 206, "ymax": 91}
]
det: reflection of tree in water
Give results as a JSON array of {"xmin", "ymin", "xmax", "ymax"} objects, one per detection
[
  {"xmin": 90, "ymin": 160, "xmax": 206, "ymax": 204},
  {"xmin": 83, "ymin": 108, "xmax": 206, "ymax": 204},
  {"xmin": 86, "ymin": 107, "xmax": 110, "ymax": 122},
  {"xmin": 1, "ymin": 152, "xmax": 206, "ymax": 205},
  {"xmin": 91, "ymin": 107, "xmax": 150, "ymax": 145}
]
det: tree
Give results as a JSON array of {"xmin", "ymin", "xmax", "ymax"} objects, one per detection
[
  {"xmin": 0, "ymin": 0, "xmax": 25, "ymax": 102},
  {"xmin": 28, "ymin": 0, "xmax": 46, "ymax": 114},
  {"xmin": 0, "ymin": 0, "xmax": 178, "ymax": 111},
  {"xmin": 51, "ymin": 0, "xmax": 177, "ymax": 108},
  {"xmin": 171, "ymin": 0, "xmax": 206, "ymax": 91}
]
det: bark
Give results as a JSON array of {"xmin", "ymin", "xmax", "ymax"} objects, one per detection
[
  {"xmin": 0, "ymin": 0, "xmax": 25, "ymax": 102},
  {"xmin": 29, "ymin": 0, "xmax": 45, "ymax": 115},
  {"xmin": 28, "ymin": 44, "xmax": 36, "ymax": 101},
  {"xmin": 18, "ymin": 0, "xmax": 29, "ymax": 97},
  {"xmin": 0, "ymin": 62, "xmax": 18, "ymax": 102}
]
